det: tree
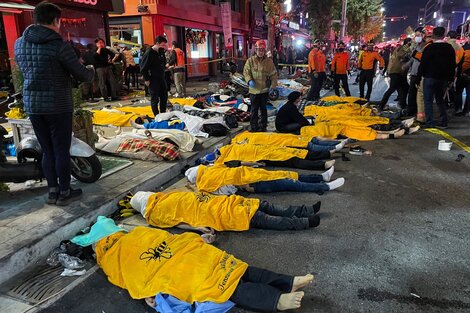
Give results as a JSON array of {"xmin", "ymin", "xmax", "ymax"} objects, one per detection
[
  {"xmin": 303, "ymin": 0, "xmax": 339, "ymax": 39},
  {"xmin": 343, "ymin": 0, "xmax": 384, "ymax": 41},
  {"xmin": 264, "ymin": 0, "xmax": 282, "ymax": 51}
]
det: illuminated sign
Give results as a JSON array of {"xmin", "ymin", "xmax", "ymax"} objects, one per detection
[{"xmin": 289, "ymin": 22, "xmax": 299, "ymax": 30}]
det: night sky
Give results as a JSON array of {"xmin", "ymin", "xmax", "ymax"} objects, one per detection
[{"xmin": 384, "ymin": 0, "xmax": 428, "ymax": 38}]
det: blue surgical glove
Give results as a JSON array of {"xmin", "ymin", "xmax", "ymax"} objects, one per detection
[{"xmin": 248, "ymin": 80, "xmax": 255, "ymax": 88}]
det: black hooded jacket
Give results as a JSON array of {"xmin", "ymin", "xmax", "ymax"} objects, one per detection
[{"xmin": 14, "ymin": 25, "xmax": 94, "ymax": 115}]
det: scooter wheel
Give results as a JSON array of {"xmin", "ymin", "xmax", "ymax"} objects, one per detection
[{"xmin": 70, "ymin": 155, "xmax": 102, "ymax": 183}]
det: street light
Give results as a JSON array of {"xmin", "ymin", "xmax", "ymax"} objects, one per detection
[
  {"xmin": 284, "ymin": 0, "xmax": 292, "ymax": 13},
  {"xmin": 380, "ymin": 7, "xmax": 385, "ymax": 13},
  {"xmin": 438, "ymin": 17, "xmax": 444, "ymax": 23}
]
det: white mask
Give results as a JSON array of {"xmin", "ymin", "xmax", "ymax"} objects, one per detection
[{"xmin": 415, "ymin": 36, "xmax": 423, "ymax": 43}]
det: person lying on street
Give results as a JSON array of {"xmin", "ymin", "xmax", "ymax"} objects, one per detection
[
  {"xmin": 130, "ymin": 190, "xmax": 322, "ymax": 232},
  {"xmin": 214, "ymin": 143, "xmax": 335, "ymax": 171},
  {"xmin": 275, "ymin": 91, "xmax": 310, "ymax": 134},
  {"xmin": 233, "ymin": 131, "xmax": 349, "ymax": 153},
  {"xmin": 184, "ymin": 164, "xmax": 345, "ymax": 195},
  {"xmin": 72, "ymin": 216, "xmax": 314, "ymax": 312}
]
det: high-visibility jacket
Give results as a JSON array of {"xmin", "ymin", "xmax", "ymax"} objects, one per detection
[
  {"xmin": 358, "ymin": 51, "xmax": 384, "ymax": 70},
  {"xmin": 232, "ymin": 131, "xmax": 311, "ymax": 148},
  {"xmin": 243, "ymin": 55, "xmax": 278, "ymax": 94},
  {"xmin": 331, "ymin": 52, "xmax": 350, "ymax": 74},
  {"xmin": 174, "ymin": 48, "xmax": 185, "ymax": 67},
  {"xmin": 144, "ymin": 191, "xmax": 260, "ymax": 231},
  {"xmin": 96, "ymin": 227, "xmax": 248, "ymax": 302},
  {"xmin": 308, "ymin": 49, "xmax": 326, "ymax": 73},
  {"xmin": 196, "ymin": 165, "xmax": 299, "ymax": 193},
  {"xmin": 448, "ymin": 39, "xmax": 464, "ymax": 65},
  {"xmin": 461, "ymin": 43, "xmax": 470, "ymax": 73},
  {"xmin": 215, "ymin": 143, "xmax": 308, "ymax": 164}
]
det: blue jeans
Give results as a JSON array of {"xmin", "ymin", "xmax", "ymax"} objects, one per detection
[
  {"xmin": 423, "ymin": 78, "xmax": 448, "ymax": 126},
  {"xmin": 250, "ymin": 201, "xmax": 312, "ymax": 230},
  {"xmin": 307, "ymin": 138, "xmax": 339, "ymax": 152},
  {"xmin": 251, "ymin": 174, "xmax": 329, "ymax": 193},
  {"xmin": 455, "ymin": 75, "xmax": 470, "ymax": 114}
]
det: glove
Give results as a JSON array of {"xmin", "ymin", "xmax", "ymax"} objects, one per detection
[{"xmin": 248, "ymin": 80, "xmax": 255, "ymax": 88}]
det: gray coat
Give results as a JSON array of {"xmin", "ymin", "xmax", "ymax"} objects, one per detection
[{"xmin": 15, "ymin": 25, "xmax": 94, "ymax": 115}]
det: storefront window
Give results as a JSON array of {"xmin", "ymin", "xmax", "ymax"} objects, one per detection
[
  {"xmin": 0, "ymin": 13, "xmax": 10, "ymax": 91},
  {"xmin": 110, "ymin": 24, "xmax": 142, "ymax": 47},
  {"xmin": 185, "ymin": 28, "xmax": 210, "ymax": 77}
]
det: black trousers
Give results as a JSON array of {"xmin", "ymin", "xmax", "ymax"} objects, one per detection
[
  {"xmin": 359, "ymin": 70, "xmax": 375, "ymax": 99},
  {"xmin": 250, "ymin": 201, "xmax": 312, "ymax": 231},
  {"xmin": 250, "ymin": 93, "xmax": 269, "ymax": 131},
  {"xmin": 264, "ymin": 157, "xmax": 326, "ymax": 170},
  {"xmin": 307, "ymin": 72, "xmax": 326, "ymax": 100},
  {"xmin": 96, "ymin": 66, "xmax": 117, "ymax": 99},
  {"xmin": 276, "ymin": 122, "xmax": 302, "ymax": 134},
  {"xmin": 333, "ymin": 74, "xmax": 351, "ymax": 97},
  {"xmin": 408, "ymin": 75, "xmax": 419, "ymax": 116},
  {"xmin": 230, "ymin": 266, "xmax": 294, "ymax": 312},
  {"xmin": 124, "ymin": 65, "xmax": 138, "ymax": 89},
  {"xmin": 29, "ymin": 113, "xmax": 73, "ymax": 192},
  {"xmin": 380, "ymin": 73, "xmax": 407, "ymax": 109},
  {"xmin": 149, "ymin": 80, "xmax": 168, "ymax": 116}
]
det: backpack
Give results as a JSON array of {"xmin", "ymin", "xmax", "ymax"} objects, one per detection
[
  {"xmin": 202, "ymin": 123, "xmax": 228, "ymax": 137},
  {"xmin": 224, "ymin": 115, "xmax": 238, "ymax": 128}
]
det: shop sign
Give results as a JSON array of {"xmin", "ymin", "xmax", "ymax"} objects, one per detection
[
  {"xmin": 288, "ymin": 22, "xmax": 299, "ymax": 30},
  {"xmin": 220, "ymin": 2, "xmax": 233, "ymax": 49},
  {"xmin": 28, "ymin": 0, "xmax": 115, "ymax": 11}
]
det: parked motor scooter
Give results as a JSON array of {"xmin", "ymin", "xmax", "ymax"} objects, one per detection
[
  {"xmin": 0, "ymin": 94, "xmax": 102, "ymax": 184},
  {"xmin": 227, "ymin": 73, "xmax": 279, "ymax": 101}
]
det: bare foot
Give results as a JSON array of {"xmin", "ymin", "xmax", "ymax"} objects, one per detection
[
  {"xmin": 277, "ymin": 291, "xmax": 304, "ymax": 311},
  {"xmin": 145, "ymin": 297, "xmax": 156, "ymax": 308},
  {"xmin": 291, "ymin": 274, "xmax": 314, "ymax": 292}
]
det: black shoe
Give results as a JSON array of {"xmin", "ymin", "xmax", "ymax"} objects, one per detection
[
  {"xmin": 454, "ymin": 111, "xmax": 464, "ymax": 117},
  {"xmin": 436, "ymin": 123, "xmax": 448, "ymax": 130},
  {"xmin": 308, "ymin": 215, "xmax": 320, "ymax": 228},
  {"xmin": 56, "ymin": 188, "xmax": 83, "ymax": 206},
  {"xmin": 111, "ymin": 97, "xmax": 120, "ymax": 101},
  {"xmin": 46, "ymin": 192, "xmax": 58, "ymax": 205},
  {"xmin": 312, "ymin": 201, "xmax": 321, "ymax": 214},
  {"xmin": 104, "ymin": 98, "xmax": 112, "ymax": 102}
]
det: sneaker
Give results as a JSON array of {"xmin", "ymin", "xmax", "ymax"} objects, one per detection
[
  {"xmin": 56, "ymin": 188, "xmax": 83, "ymax": 206},
  {"xmin": 46, "ymin": 192, "xmax": 58, "ymax": 205},
  {"xmin": 406, "ymin": 125, "xmax": 420, "ymax": 135},
  {"xmin": 349, "ymin": 146, "xmax": 368, "ymax": 155}
]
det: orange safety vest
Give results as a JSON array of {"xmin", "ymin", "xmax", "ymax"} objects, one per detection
[
  {"xmin": 308, "ymin": 49, "xmax": 326, "ymax": 73},
  {"xmin": 358, "ymin": 51, "xmax": 384, "ymax": 70},
  {"xmin": 463, "ymin": 48, "xmax": 470, "ymax": 72},
  {"xmin": 174, "ymin": 48, "xmax": 185, "ymax": 67},
  {"xmin": 413, "ymin": 41, "xmax": 433, "ymax": 62},
  {"xmin": 331, "ymin": 52, "xmax": 350, "ymax": 74}
]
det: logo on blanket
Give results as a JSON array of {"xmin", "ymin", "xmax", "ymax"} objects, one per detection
[
  {"xmin": 195, "ymin": 192, "xmax": 213, "ymax": 203},
  {"xmin": 140, "ymin": 241, "xmax": 173, "ymax": 262},
  {"xmin": 218, "ymin": 253, "xmax": 238, "ymax": 291}
]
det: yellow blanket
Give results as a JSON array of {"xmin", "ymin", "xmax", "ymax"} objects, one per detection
[
  {"xmin": 196, "ymin": 165, "xmax": 299, "ymax": 193},
  {"xmin": 92, "ymin": 110, "xmax": 138, "ymax": 127},
  {"xmin": 315, "ymin": 115, "xmax": 389, "ymax": 127},
  {"xmin": 169, "ymin": 98, "xmax": 197, "ymax": 106},
  {"xmin": 145, "ymin": 191, "xmax": 260, "ymax": 231},
  {"xmin": 301, "ymin": 123, "xmax": 377, "ymax": 141},
  {"xmin": 215, "ymin": 143, "xmax": 309, "ymax": 165},
  {"xmin": 96, "ymin": 227, "xmax": 247, "ymax": 302},
  {"xmin": 232, "ymin": 131, "xmax": 311, "ymax": 149},
  {"xmin": 115, "ymin": 106, "xmax": 155, "ymax": 117},
  {"xmin": 320, "ymin": 96, "xmax": 365, "ymax": 103},
  {"xmin": 304, "ymin": 103, "xmax": 372, "ymax": 117}
]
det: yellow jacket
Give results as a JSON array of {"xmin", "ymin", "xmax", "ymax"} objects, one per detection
[
  {"xmin": 96, "ymin": 227, "xmax": 248, "ymax": 302},
  {"xmin": 196, "ymin": 165, "xmax": 299, "ymax": 193},
  {"xmin": 145, "ymin": 191, "xmax": 260, "ymax": 231},
  {"xmin": 243, "ymin": 55, "xmax": 278, "ymax": 94},
  {"xmin": 215, "ymin": 143, "xmax": 308, "ymax": 164}
]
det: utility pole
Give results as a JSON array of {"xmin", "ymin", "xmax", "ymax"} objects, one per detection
[{"xmin": 340, "ymin": 0, "xmax": 348, "ymax": 39}]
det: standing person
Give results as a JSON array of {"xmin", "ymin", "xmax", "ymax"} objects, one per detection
[
  {"xmin": 140, "ymin": 35, "xmax": 169, "ymax": 116},
  {"xmin": 447, "ymin": 30, "xmax": 465, "ymax": 114},
  {"xmin": 243, "ymin": 40, "xmax": 278, "ymax": 132},
  {"xmin": 122, "ymin": 46, "xmax": 137, "ymax": 90},
  {"xmin": 381, "ymin": 45, "xmax": 392, "ymax": 76},
  {"xmin": 453, "ymin": 33, "xmax": 470, "ymax": 116},
  {"xmin": 379, "ymin": 38, "xmax": 412, "ymax": 111},
  {"xmin": 417, "ymin": 27, "xmax": 456, "ymax": 128},
  {"xmin": 331, "ymin": 42, "xmax": 351, "ymax": 97},
  {"xmin": 82, "ymin": 43, "xmax": 98, "ymax": 101},
  {"xmin": 353, "ymin": 45, "xmax": 366, "ymax": 85},
  {"xmin": 358, "ymin": 42, "xmax": 384, "ymax": 100},
  {"xmin": 14, "ymin": 1, "xmax": 94, "ymax": 205},
  {"xmin": 287, "ymin": 46, "xmax": 294, "ymax": 75},
  {"xmin": 169, "ymin": 41, "xmax": 186, "ymax": 98},
  {"xmin": 307, "ymin": 40, "xmax": 327, "ymax": 101},
  {"xmin": 94, "ymin": 38, "xmax": 118, "ymax": 101}
]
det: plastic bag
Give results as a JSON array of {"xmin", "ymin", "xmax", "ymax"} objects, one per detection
[{"xmin": 58, "ymin": 253, "xmax": 85, "ymax": 270}]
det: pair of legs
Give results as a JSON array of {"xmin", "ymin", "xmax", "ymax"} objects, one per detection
[
  {"xmin": 423, "ymin": 77, "xmax": 448, "ymax": 127},
  {"xmin": 250, "ymin": 200, "xmax": 320, "ymax": 230},
  {"xmin": 359, "ymin": 70, "xmax": 375, "ymax": 100},
  {"xmin": 96, "ymin": 66, "xmax": 117, "ymax": 100},
  {"xmin": 380, "ymin": 73, "xmax": 408, "ymax": 110},
  {"xmin": 334, "ymin": 74, "xmax": 351, "ymax": 97},
  {"xmin": 408, "ymin": 75, "xmax": 419, "ymax": 116},
  {"xmin": 250, "ymin": 93, "xmax": 268, "ymax": 132},
  {"xmin": 173, "ymin": 71, "xmax": 186, "ymax": 97},
  {"xmin": 29, "ymin": 113, "xmax": 81, "ymax": 205},
  {"xmin": 454, "ymin": 75, "xmax": 470, "ymax": 115},
  {"xmin": 277, "ymin": 122, "xmax": 302, "ymax": 134},
  {"xmin": 264, "ymin": 157, "xmax": 334, "ymax": 171},
  {"xmin": 124, "ymin": 65, "xmax": 138, "ymax": 90},
  {"xmin": 307, "ymin": 137, "xmax": 346, "ymax": 153},
  {"xmin": 149, "ymin": 80, "xmax": 168, "ymax": 116},
  {"xmin": 307, "ymin": 72, "xmax": 326, "ymax": 100}
]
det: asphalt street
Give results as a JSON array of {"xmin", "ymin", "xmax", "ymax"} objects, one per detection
[{"xmin": 39, "ymin": 76, "xmax": 470, "ymax": 313}]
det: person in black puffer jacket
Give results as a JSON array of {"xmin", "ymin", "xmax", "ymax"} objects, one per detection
[
  {"xmin": 275, "ymin": 91, "xmax": 310, "ymax": 134},
  {"xmin": 14, "ymin": 2, "xmax": 94, "ymax": 206}
]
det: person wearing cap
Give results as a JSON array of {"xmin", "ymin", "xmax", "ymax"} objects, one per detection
[
  {"xmin": 379, "ymin": 38, "xmax": 413, "ymax": 111},
  {"xmin": 407, "ymin": 26, "xmax": 433, "ymax": 120},
  {"xmin": 417, "ymin": 27, "xmax": 456, "ymax": 128},
  {"xmin": 454, "ymin": 32, "xmax": 470, "ymax": 116},
  {"xmin": 306, "ymin": 40, "xmax": 327, "ymax": 101},
  {"xmin": 275, "ymin": 91, "xmax": 310, "ymax": 134},
  {"xmin": 358, "ymin": 42, "xmax": 385, "ymax": 100},
  {"xmin": 243, "ymin": 40, "xmax": 278, "ymax": 132},
  {"xmin": 73, "ymin": 216, "xmax": 314, "ymax": 312},
  {"xmin": 331, "ymin": 42, "xmax": 351, "ymax": 97}
]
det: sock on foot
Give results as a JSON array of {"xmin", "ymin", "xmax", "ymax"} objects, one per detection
[
  {"xmin": 291, "ymin": 274, "xmax": 315, "ymax": 292},
  {"xmin": 312, "ymin": 201, "xmax": 321, "ymax": 214},
  {"xmin": 321, "ymin": 166, "xmax": 335, "ymax": 181},
  {"xmin": 326, "ymin": 177, "xmax": 345, "ymax": 190},
  {"xmin": 335, "ymin": 141, "xmax": 347, "ymax": 151},
  {"xmin": 308, "ymin": 215, "xmax": 320, "ymax": 228},
  {"xmin": 277, "ymin": 292, "xmax": 304, "ymax": 311}
]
